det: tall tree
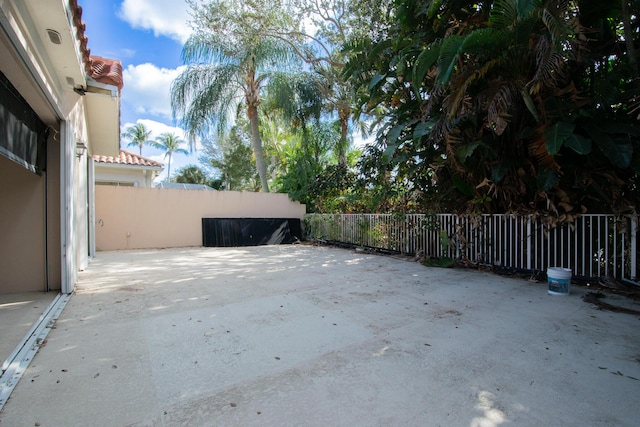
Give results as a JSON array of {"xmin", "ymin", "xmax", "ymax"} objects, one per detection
[
  {"xmin": 151, "ymin": 133, "xmax": 189, "ymax": 182},
  {"xmin": 276, "ymin": 121, "xmax": 344, "ymax": 210},
  {"xmin": 213, "ymin": 0, "xmax": 371, "ymax": 166},
  {"xmin": 123, "ymin": 122, "xmax": 152, "ymax": 155},
  {"xmin": 175, "ymin": 165, "xmax": 210, "ymax": 185},
  {"xmin": 199, "ymin": 126, "xmax": 257, "ymax": 191},
  {"xmin": 290, "ymin": 0, "xmax": 371, "ymax": 166},
  {"xmin": 171, "ymin": 0, "xmax": 302, "ymax": 192},
  {"xmin": 346, "ymin": 0, "xmax": 640, "ymax": 218}
]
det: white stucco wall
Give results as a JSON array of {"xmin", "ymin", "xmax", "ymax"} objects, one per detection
[{"xmin": 95, "ymin": 164, "xmax": 160, "ymax": 188}]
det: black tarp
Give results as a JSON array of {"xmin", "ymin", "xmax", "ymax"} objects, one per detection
[
  {"xmin": 0, "ymin": 71, "xmax": 48, "ymax": 175},
  {"xmin": 202, "ymin": 218, "xmax": 302, "ymax": 247}
]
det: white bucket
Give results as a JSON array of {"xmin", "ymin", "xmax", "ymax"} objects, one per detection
[{"xmin": 547, "ymin": 267, "xmax": 572, "ymax": 295}]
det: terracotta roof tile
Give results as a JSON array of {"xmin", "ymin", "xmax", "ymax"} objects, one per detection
[
  {"xmin": 70, "ymin": 0, "xmax": 90, "ymax": 71},
  {"xmin": 71, "ymin": 0, "xmax": 124, "ymax": 90},
  {"xmin": 93, "ymin": 150, "xmax": 163, "ymax": 168},
  {"xmin": 88, "ymin": 56, "xmax": 124, "ymax": 90}
]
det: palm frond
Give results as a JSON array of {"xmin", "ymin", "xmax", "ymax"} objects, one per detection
[
  {"xmin": 412, "ymin": 39, "xmax": 443, "ymax": 85},
  {"xmin": 443, "ymin": 128, "xmax": 466, "ymax": 173},
  {"xmin": 265, "ymin": 71, "xmax": 324, "ymax": 123},
  {"xmin": 529, "ymin": 35, "xmax": 567, "ymax": 94},
  {"xmin": 171, "ymin": 63, "xmax": 242, "ymax": 140},
  {"xmin": 250, "ymin": 38, "xmax": 301, "ymax": 73},
  {"xmin": 460, "ymin": 27, "xmax": 505, "ymax": 52},
  {"xmin": 541, "ymin": 4, "xmax": 568, "ymax": 48},
  {"xmin": 171, "ymin": 64, "xmax": 237, "ymax": 111},
  {"xmin": 484, "ymin": 82, "xmax": 518, "ymax": 136},
  {"xmin": 435, "ymin": 28, "xmax": 506, "ymax": 87},
  {"xmin": 529, "ymin": 124, "xmax": 559, "ymax": 171},
  {"xmin": 181, "ymin": 33, "xmax": 240, "ymax": 66},
  {"xmin": 490, "ymin": 0, "xmax": 519, "ymax": 29},
  {"xmin": 491, "ymin": 0, "xmax": 540, "ymax": 29},
  {"xmin": 443, "ymin": 70, "xmax": 474, "ymax": 119},
  {"xmin": 436, "ymin": 35, "xmax": 464, "ymax": 85},
  {"xmin": 445, "ymin": 56, "xmax": 508, "ymax": 118}
]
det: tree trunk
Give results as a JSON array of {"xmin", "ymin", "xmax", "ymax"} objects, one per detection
[
  {"xmin": 248, "ymin": 104, "xmax": 269, "ymax": 192},
  {"xmin": 338, "ymin": 120, "xmax": 348, "ymax": 166},
  {"xmin": 338, "ymin": 108, "xmax": 350, "ymax": 166},
  {"xmin": 167, "ymin": 153, "xmax": 172, "ymax": 182},
  {"xmin": 621, "ymin": 0, "xmax": 639, "ymax": 79}
]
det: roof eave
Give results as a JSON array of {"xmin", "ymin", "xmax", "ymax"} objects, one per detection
[
  {"xmin": 85, "ymin": 78, "xmax": 120, "ymax": 157},
  {"xmin": 94, "ymin": 162, "xmax": 164, "ymax": 172}
]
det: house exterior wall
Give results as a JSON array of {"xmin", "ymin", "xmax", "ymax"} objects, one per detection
[
  {"xmin": 0, "ymin": 0, "xmax": 119, "ymax": 295},
  {"xmin": 46, "ymin": 137, "xmax": 62, "ymax": 291},
  {"xmin": 94, "ymin": 165, "xmax": 158, "ymax": 188},
  {"xmin": 95, "ymin": 186, "xmax": 306, "ymax": 251},
  {"xmin": 0, "ymin": 127, "xmax": 66, "ymax": 294},
  {"xmin": 0, "ymin": 156, "xmax": 46, "ymax": 293},
  {"xmin": 76, "ymin": 152, "xmax": 89, "ymax": 271}
]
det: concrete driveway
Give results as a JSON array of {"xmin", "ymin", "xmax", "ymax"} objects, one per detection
[{"xmin": 1, "ymin": 245, "xmax": 639, "ymax": 426}]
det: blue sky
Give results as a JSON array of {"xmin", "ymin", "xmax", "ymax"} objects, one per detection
[
  {"xmin": 80, "ymin": 0, "xmax": 371, "ymax": 182},
  {"xmin": 81, "ymin": 0, "xmax": 195, "ymax": 180}
]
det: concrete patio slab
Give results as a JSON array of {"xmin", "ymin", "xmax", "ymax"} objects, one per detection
[
  {"xmin": 0, "ymin": 245, "xmax": 639, "ymax": 426},
  {"xmin": 0, "ymin": 292, "xmax": 57, "ymax": 364}
]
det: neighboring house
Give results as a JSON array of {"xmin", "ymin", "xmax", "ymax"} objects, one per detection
[
  {"xmin": 93, "ymin": 150, "xmax": 164, "ymax": 188},
  {"xmin": 0, "ymin": 0, "xmax": 122, "ymax": 295},
  {"xmin": 155, "ymin": 182, "xmax": 215, "ymax": 190}
]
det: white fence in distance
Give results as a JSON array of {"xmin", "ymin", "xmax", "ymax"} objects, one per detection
[{"xmin": 305, "ymin": 213, "xmax": 639, "ymax": 284}]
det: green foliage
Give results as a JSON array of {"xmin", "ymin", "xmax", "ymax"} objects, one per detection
[
  {"xmin": 199, "ymin": 126, "xmax": 258, "ymax": 191},
  {"xmin": 172, "ymin": 0, "xmax": 306, "ymax": 192},
  {"xmin": 307, "ymin": 164, "xmax": 355, "ymax": 212},
  {"xmin": 421, "ymin": 224, "xmax": 456, "ymax": 267},
  {"xmin": 270, "ymin": 121, "xmax": 343, "ymax": 211},
  {"xmin": 176, "ymin": 0, "xmax": 640, "ymax": 218},
  {"xmin": 175, "ymin": 165, "xmax": 207, "ymax": 185},
  {"xmin": 175, "ymin": 165, "xmax": 222, "ymax": 189},
  {"xmin": 344, "ymin": 0, "xmax": 640, "ymax": 219},
  {"xmin": 179, "ymin": 0, "xmax": 385, "ymax": 206}
]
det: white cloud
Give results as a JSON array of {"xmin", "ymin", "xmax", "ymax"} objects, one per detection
[
  {"xmin": 122, "ymin": 118, "xmax": 185, "ymax": 139},
  {"xmin": 122, "ymin": 63, "xmax": 185, "ymax": 119},
  {"xmin": 118, "ymin": 0, "xmax": 192, "ymax": 43},
  {"xmin": 129, "ymin": 118, "xmax": 202, "ymax": 151},
  {"xmin": 120, "ymin": 48, "xmax": 137, "ymax": 59}
]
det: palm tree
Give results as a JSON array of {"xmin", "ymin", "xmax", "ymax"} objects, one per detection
[
  {"xmin": 170, "ymin": 2, "xmax": 301, "ymax": 192},
  {"xmin": 123, "ymin": 122, "xmax": 152, "ymax": 156},
  {"xmin": 315, "ymin": 63, "xmax": 359, "ymax": 167},
  {"xmin": 151, "ymin": 133, "xmax": 188, "ymax": 182}
]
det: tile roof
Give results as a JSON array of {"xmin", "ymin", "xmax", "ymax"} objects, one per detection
[
  {"xmin": 88, "ymin": 56, "xmax": 124, "ymax": 90},
  {"xmin": 70, "ymin": 0, "xmax": 124, "ymax": 90},
  {"xmin": 93, "ymin": 150, "xmax": 164, "ymax": 168},
  {"xmin": 69, "ymin": 0, "xmax": 90, "ymax": 70}
]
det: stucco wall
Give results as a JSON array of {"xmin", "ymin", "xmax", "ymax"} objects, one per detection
[
  {"xmin": 1, "ymin": 0, "xmax": 112, "ymax": 295},
  {"xmin": 46, "ymin": 139, "xmax": 62, "ymax": 291},
  {"xmin": 95, "ymin": 165, "xmax": 158, "ymax": 188},
  {"xmin": 0, "ymin": 156, "xmax": 46, "ymax": 293},
  {"xmin": 95, "ymin": 186, "xmax": 306, "ymax": 251}
]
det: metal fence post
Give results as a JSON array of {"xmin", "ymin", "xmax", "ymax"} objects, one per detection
[
  {"xmin": 527, "ymin": 216, "xmax": 532, "ymax": 271},
  {"xmin": 631, "ymin": 215, "xmax": 638, "ymax": 280}
]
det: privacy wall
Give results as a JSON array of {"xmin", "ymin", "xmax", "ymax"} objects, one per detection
[{"xmin": 95, "ymin": 186, "xmax": 306, "ymax": 250}]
